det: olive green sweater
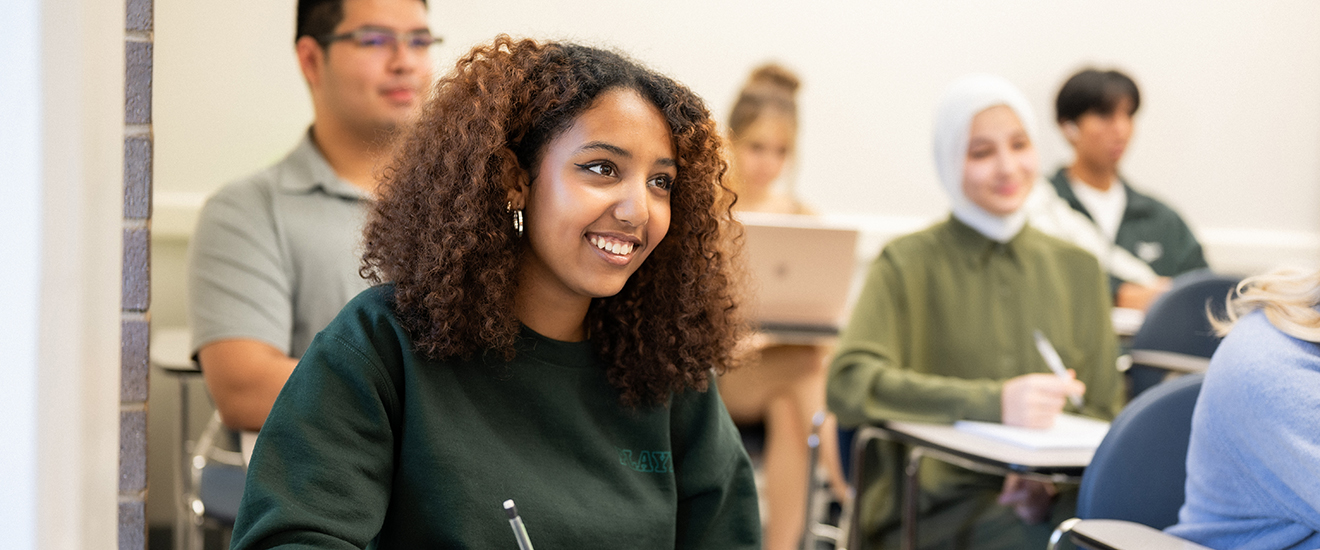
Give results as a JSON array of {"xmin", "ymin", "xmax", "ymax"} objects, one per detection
[
  {"xmin": 231, "ymin": 285, "xmax": 760, "ymax": 549},
  {"xmin": 828, "ymin": 217, "xmax": 1123, "ymax": 549}
]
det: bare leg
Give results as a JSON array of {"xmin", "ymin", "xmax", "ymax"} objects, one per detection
[
  {"xmin": 722, "ymin": 343, "xmax": 847, "ymax": 550},
  {"xmin": 787, "ymin": 350, "xmax": 851, "ymax": 504},
  {"xmin": 762, "ymin": 394, "xmax": 810, "ymax": 550}
]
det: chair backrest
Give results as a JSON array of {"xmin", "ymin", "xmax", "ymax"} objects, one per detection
[
  {"xmin": 1127, "ymin": 272, "xmax": 1236, "ymax": 398},
  {"xmin": 1130, "ymin": 271, "xmax": 1237, "ymax": 357},
  {"xmin": 837, "ymin": 427, "xmax": 857, "ymax": 481},
  {"xmin": 1076, "ymin": 373, "xmax": 1204, "ymax": 529}
]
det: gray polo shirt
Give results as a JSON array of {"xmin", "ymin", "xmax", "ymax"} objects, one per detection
[{"xmin": 188, "ymin": 131, "xmax": 372, "ymax": 359}]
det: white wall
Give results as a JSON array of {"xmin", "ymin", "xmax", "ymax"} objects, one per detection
[
  {"xmin": 155, "ymin": 0, "xmax": 1320, "ymax": 273},
  {"xmin": 0, "ymin": 0, "xmax": 44, "ymax": 543},
  {"xmin": 0, "ymin": 0, "xmax": 124, "ymax": 547},
  {"xmin": 146, "ymin": 0, "xmax": 1318, "ymax": 529}
]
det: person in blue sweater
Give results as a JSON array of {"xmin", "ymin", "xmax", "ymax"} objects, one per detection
[
  {"xmin": 1167, "ymin": 268, "xmax": 1320, "ymax": 549},
  {"xmin": 230, "ymin": 36, "xmax": 761, "ymax": 549}
]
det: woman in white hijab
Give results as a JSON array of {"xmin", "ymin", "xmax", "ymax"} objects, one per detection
[{"xmin": 827, "ymin": 74, "xmax": 1125, "ymax": 550}]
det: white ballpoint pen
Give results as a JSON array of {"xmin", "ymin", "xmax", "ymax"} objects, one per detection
[
  {"xmin": 1033, "ymin": 329, "xmax": 1085, "ymax": 409},
  {"xmin": 503, "ymin": 499, "xmax": 535, "ymax": 550}
]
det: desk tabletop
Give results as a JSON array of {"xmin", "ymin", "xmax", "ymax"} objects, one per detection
[
  {"xmin": 1111, "ymin": 307, "xmax": 1145, "ymax": 337},
  {"xmin": 1069, "ymin": 519, "xmax": 1213, "ymax": 550},
  {"xmin": 757, "ymin": 330, "xmax": 839, "ymax": 347},
  {"xmin": 884, "ymin": 420, "xmax": 1095, "ymax": 475},
  {"xmin": 151, "ymin": 326, "xmax": 198, "ymax": 373}
]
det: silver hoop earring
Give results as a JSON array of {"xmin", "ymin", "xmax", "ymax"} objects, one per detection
[{"xmin": 506, "ymin": 202, "xmax": 524, "ymax": 238}]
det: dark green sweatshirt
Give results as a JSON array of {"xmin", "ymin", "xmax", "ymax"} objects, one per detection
[
  {"xmin": 231, "ymin": 285, "xmax": 760, "ymax": 549},
  {"xmin": 1049, "ymin": 167, "xmax": 1209, "ymax": 296}
]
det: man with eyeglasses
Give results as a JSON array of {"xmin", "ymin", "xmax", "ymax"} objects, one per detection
[{"xmin": 188, "ymin": 0, "xmax": 436, "ymax": 461}]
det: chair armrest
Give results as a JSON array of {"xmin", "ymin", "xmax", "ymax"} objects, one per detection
[
  {"xmin": 1051, "ymin": 518, "xmax": 1213, "ymax": 550},
  {"xmin": 1128, "ymin": 350, "xmax": 1211, "ymax": 374}
]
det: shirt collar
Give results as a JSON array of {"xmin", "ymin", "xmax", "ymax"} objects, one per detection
[
  {"xmin": 276, "ymin": 128, "xmax": 373, "ymax": 201},
  {"xmin": 946, "ymin": 214, "xmax": 1024, "ymax": 267},
  {"xmin": 1052, "ymin": 166, "xmax": 1158, "ymax": 221},
  {"xmin": 1119, "ymin": 180, "xmax": 1159, "ymax": 217},
  {"xmin": 1050, "ymin": 167, "xmax": 1088, "ymax": 217}
]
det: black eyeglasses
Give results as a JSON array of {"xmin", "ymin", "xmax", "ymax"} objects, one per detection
[{"xmin": 320, "ymin": 26, "xmax": 441, "ymax": 51}]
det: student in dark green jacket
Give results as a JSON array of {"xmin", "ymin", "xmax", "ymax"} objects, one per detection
[
  {"xmin": 829, "ymin": 74, "xmax": 1123, "ymax": 550},
  {"xmin": 1051, "ymin": 68, "xmax": 1209, "ymax": 310},
  {"xmin": 230, "ymin": 36, "xmax": 761, "ymax": 549}
]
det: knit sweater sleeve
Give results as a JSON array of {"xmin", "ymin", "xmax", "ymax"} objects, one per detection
[
  {"xmin": 669, "ymin": 383, "xmax": 762, "ymax": 549},
  {"xmin": 1170, "ymin": 312, "xmax": 1320, "ymax": 549},
  {"xmin": 1162, "ymin": 214, "xmax": 1209, "ymax": 276},
  {"xmin": 1231, "ymin": 344, "xmax": 1320, "ymax": 518},
  {"xmin": 230, "ymin": 306, "xmax": 401, "ymax": 549}
]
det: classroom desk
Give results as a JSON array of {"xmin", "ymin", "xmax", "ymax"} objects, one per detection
[
  {"xmin": 151, "ymin": 327, "xmax": 202, "ymax": 550},
  {"xmin": 153, "ymin": 327, "xmax": 249, "ymax": 548},
  {"xmin": 756, "ymin": 324, "xmax": 840, "ymax": 347},
  {"xmin": 848, "ymin": 421, "xmax": 1097, "ymax": 550},
  {"xmin": 1111, "ymin": 307, "xmax": 1145, "ymax": 338},
  {"xmin": 1053, "ymin": 519, "xmax": 1213, "ymax": 550}
]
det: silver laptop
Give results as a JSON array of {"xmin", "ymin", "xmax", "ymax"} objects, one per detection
[{"xmin": 738, "ymin": 213, "xmax": 860, "ymax": 343}]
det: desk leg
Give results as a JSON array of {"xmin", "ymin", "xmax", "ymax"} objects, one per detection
[
  {"xmin": 173, "ymin": 375, "xmax": 191, "ymax": 550},
  {"xmin": 902, "ymin": 446, "xmax": 925, "ymax": 550}
]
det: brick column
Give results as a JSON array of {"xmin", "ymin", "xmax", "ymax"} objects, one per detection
[{"xmin": 121, "ymin": 0, "xmax": 153, "ymax": 548}]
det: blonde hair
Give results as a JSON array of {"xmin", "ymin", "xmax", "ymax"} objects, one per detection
[
  {"xmin": 1213, "ymin": 268, "xmax": 1320, "ymax": 342},
  {"xmin": 727, "ymin": 63, "xmax": 800, "ymax": 141}
]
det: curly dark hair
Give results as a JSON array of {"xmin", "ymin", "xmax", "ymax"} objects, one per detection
[{"xmin": 361, "ymin": 36, "xmax": 746, "ymax": 407}]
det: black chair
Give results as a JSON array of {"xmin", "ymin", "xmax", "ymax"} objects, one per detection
[
  {"xmin": 1049, "ymin": 374, "xmax": 1206, "ymax": 550},
  {"xmin": 1126, "ymin": 271, "xmax": 1237, "ymax": 399},
  {"xmin": 803, "ymin": 412, "xmax": 847, "ymax": 548},
  {"xmin": 188, "ymin": 415, "xmax": 247, "ymax": 529}
]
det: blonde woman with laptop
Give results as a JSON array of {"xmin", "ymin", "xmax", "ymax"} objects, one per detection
[
  {"xmin": 827, "ymin": 74, "xmax": 1124, "ymax": 549},
  {"xmin": 725, "ymin": 63, "xmax": 811, "ymax": 215},
  {"xmin": 717, "ymin": 63, "xmax": 848, "ymax": 550}
]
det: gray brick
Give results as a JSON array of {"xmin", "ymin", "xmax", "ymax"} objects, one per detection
[
  {"xmin": 119, "ymin": 409, "xmax": 147, "ymax": 494},
  {"xmin": 120, "ymin": 319, "xmax": 149, "ymax": 402},
  {"xmin": 122, "ymin": 226, "xmax": 150, "ymax": 311},
  {"xmin": 125, "ymin": 42, "xmax": 152, "ymax": 124},
  {"xmin": 126, "ymin": 0, "xmax": 152, "ymax": 32},
  {"xmin": 121, "ymin": 6, "xmax": 151, "ymax": 549},
  {"xmin": 118, "ymin": 499, "xmax": 146, "ymax": 550},
  {"xmin": 123, "ymin": 137, "xmax": 151, "ymax": 219}
]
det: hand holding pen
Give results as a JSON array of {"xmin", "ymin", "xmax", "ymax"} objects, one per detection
[
  {"xmin": 998, "ymin": 331, "xmax": 1087, "ymax": 428},
  {"xmin": 1033, "ymin": 330, "xmax": 1085, "ymax": 409}
]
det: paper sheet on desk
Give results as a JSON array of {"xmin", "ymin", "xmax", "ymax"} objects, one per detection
[{"xmin": 954, "ymin": 414, "xmax": 1110, "ymax": 450}]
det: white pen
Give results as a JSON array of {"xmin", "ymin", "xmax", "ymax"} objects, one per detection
[
  {"xmin": 503, "ymin": 499, "xmax": 535, "ymax": 550},
  {"xmin": 1033, "ymin": 330, "xmax": 1084, "ymax": 409}
]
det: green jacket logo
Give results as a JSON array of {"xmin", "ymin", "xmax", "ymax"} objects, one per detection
[{"xmin": 617, "ymin": 449, "xmax": 673, "ymax": 473}]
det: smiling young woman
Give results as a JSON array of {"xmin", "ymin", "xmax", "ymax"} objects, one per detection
[
  {"xmin": 827, "ymin": 74, "xmax": 1124, "ymax": 549},
  {"xmin": 229, "ymin": 36, "xmax": 760, "ymax": 549},
  {"xmin": 511, "ymin": 87, "xmax": 677, "ymax": 342},
  {"xmin": 961, "ymin": 104, "xmax": 1038, "ymax": 217}
]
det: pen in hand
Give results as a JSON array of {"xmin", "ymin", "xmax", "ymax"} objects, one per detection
[
  {"xmin": 1032, "ymin": 330, "xmax": 1084, "ymax": 409},
  {"xmin": 503, "ymin": 499, "xmax": 535, "ymax": 550}
]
